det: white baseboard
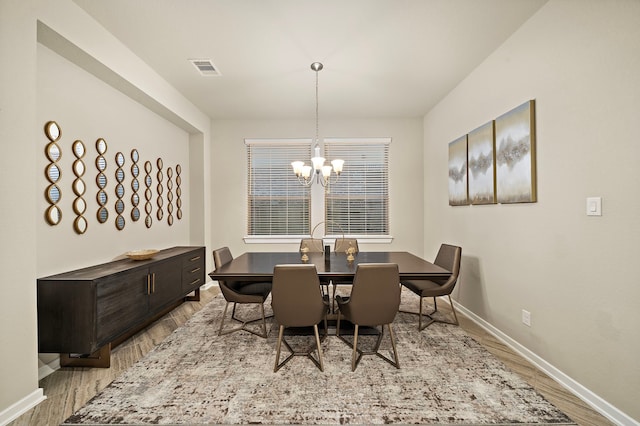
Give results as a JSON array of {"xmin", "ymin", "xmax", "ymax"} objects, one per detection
[
  {"xmin": 201, "ymin": 281, "xmax": 218, "ymax": 290},
  {"xmin": 0, "ymin": 388, "xmax": 46, "ymax": 426},
  {"xmin": 453, "ymin": 300, "xmax": 638, "ymax": 426}
]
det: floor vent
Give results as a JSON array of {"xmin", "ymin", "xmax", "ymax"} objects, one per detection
[{"xmin": 189, "ymin": 59, "xmax": 221, "ymax": 76}]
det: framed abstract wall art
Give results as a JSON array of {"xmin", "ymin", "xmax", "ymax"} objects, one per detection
[
  {"xmin": 494, "ymin": 100, "xmax": 537, "ymax": 203},
  {"xmin": 448, "ymin": 135, "xmax": 468, "ymax": 206},
  {"xmin": 467, "ymin": 121, "xmax": 496, "ymax": 204}
]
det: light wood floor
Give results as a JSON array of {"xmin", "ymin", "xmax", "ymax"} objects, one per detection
[{"xmin": 10, "ymin": 286, "xmax": 612, "ymax": 426}]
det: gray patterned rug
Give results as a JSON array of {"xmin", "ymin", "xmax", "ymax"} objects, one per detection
[{"xmin": 64, "ymin": 291, "xmax": 574, "ymax": 425}]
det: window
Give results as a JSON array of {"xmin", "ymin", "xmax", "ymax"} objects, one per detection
[
  {"xmin": 324, "ymin": 138, "xmax": 390, "ymax": 236},
  {"xmin": 246, "ymin": 139, "xmax": 311, "ymax": 236}
]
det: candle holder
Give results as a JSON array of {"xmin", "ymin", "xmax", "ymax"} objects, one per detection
[
  {"xmin": 346, "ymin": 244, "xmax": 356, "ymax": 263},
  {"xmin": 300, "ymin": 246, "xmax": 310, "ymax": 263}
]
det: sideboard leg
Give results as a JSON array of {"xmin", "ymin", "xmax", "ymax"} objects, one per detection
[
  {"xmin": 185, "ymin": 288, "xmax": 201, "ymax": 302},
  {"xmin": 60, "ymin": 343, "xmax": 111, "ymax": 368}
]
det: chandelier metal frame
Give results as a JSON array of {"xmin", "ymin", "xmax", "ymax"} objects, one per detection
[{"xmin": 291, "ymin": 62, "xmax": 344, "ymax": 187}]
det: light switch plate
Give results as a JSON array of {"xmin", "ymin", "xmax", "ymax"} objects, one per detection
[{"xmin": 586, "ymin": 197, "xmax": 602, "ymax": 216}]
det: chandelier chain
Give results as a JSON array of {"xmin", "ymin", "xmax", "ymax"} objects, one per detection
[{"xmin": 315, "ymin": 67, "xmax": 319, "ymax": 143}]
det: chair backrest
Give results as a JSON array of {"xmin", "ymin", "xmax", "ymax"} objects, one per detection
[
  {"xmin": 271, "ymin": 264, "xmax": 325, "ymax": 327},
  {"xmin": 433, "ymin": 244, "xmax": 462, "ymax": 293},
  {"xmin": 347, "ymin": 263, "xmax": 400, "ymax": 326},
  {"xmin": 299, "ymin": 238, "xmax": 324, "ymax": 253},
  {"xmin": 334, "ymin": 238, "xmax": 359, "ymax": 253},
  {"xmin": 212, "ymin": 247, "xmax": 240, "ymax": 300},
  {"xmin": 213, "ymin": 246, "xmax": 233, "ymax": 269}
]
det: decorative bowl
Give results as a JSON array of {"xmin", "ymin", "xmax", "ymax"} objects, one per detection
[{"xmin": 126, "ymin": 249, "xmax": 159, "ymax": 261}]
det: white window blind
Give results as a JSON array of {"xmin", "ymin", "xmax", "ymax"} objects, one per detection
[
  {"xmin": 324, "ymin": 138, "xmax": 390, "ymax": 235},
  {"xmin": 246, "ymin": 139, "xmax": 312, "ymax": 236}
]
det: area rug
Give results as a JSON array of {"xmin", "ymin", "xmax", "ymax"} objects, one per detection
[{"xmin": 64, "ymin": 291, "xmax": 574, "ymax": 425}]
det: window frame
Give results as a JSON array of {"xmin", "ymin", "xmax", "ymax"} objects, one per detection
[
  {"xmin": 244, "ymin": 138, "xmax": 312, "ymax": 241},
  {"xmin": 244, "ymin": 137, "xmax": 393, "ymax": 244},
  {"xmin": 323, "ymin": 137, "xmax": 392, "ymax": 242}
]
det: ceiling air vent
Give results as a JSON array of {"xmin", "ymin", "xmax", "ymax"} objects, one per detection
[{"xmin": 189, "ymin": 59, "xmax": 221, "ymax": 76}]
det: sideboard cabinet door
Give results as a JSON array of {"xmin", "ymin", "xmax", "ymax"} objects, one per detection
[
  {"xmin": 149, "ymin": 260, "xmax": 183, "ymax": 311},
  {"xmin": 96, "ymin": 268, "xmax": 150, "ymax": 348}
]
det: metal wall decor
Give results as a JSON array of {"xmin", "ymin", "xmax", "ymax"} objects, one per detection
[
  {"xmin": 44, "ymin": 121, "xmax": 63, "ymax": 226},
  {"xmin": 114, "ymin": 152, "xmax": 126, "ymax": 230},
  {"xmin": 166, "ymin": 167, "xmax": 174, "ymax": 226},
  {"xmin": 144, "ymin": 160, "xmax": 153, "ymax": 228},
  {"xmin": 130, "ymin": 149, "xmax": 141, "ymax": 222},
  {"xmin": 175, "ymin": 164, "xmax": 182, "ymax": 220},
  {"xmin": 156, "ymin": 158, "xmax": 164, "ymax": 221},
  {"xmin": 41, "ymin": 121, "xmax": 186, "ymax": 233},
  {"xmin": 95, "ymin": 138, "xmax": 109, "ymax": 224},
  {"xmin": 72, "ymin": 140, "xmax": 88, "ymax": 234}
]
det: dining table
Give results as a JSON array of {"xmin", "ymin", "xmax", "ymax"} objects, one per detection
[{"xmin": 208, "ymin": 251, "xmax": 452, "ymax": 282}]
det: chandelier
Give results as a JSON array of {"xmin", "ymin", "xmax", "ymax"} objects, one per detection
[{"xmin": 291, "ymin": 62, "xmax": 344, "ymax": 187}]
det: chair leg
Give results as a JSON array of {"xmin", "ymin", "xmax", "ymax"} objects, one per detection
[
  {"xmin": 446, "ymin": 295, "xmax": 459, "ymax": 326},
  {"xmin": 331, "ymin": 283, "xmax": 337, "ymax": 313},
  {"xmin": 336, "ymin": 320, "xmax": 398, "ymax": 370},
  {"xmin": 274, "ymin": 323, "xmax": 325, "ymax": 373},
  {"xmin": 259, "ymin": 303, "xmax": 268, "ymax": 337},
  {"xmin": 351, "ymin": 324, "xmax": 359, "ymax": 371},
  {"xmin": 323, "ymin": 316, "xmax": 329, "ymax": 338},
  {"xmin": 419, "ymin": 296, "xmax": 435, "ymax": 331},
  {"xmin": 371, "ymin": 324, "xmax": 400, "ymax": 369},
  {"xmin": 313, "ymin": 324, "xmax": 324, "ymax": 372},
  {"xmin": 218, "ymin": 301, "xmax": 233, "ymax": 335},
  {"xmin": 401, "ymin": 294, "xmax": 458, "ymax": 331},
  {"xmin": 219, "ymin": 301, "xmax": 271, "ymax": 338},
  {"xmin": 274, "ymin": 325, "xmax": 285, "ymax": 372},
  {"xmin": 387, "ymin": 323, "xmax": 400, "ymax": 368}
]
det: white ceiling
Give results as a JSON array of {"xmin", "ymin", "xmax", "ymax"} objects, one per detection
[{"xmin": 72, "ymin": 0, "xmax": 546, "ymax": 120}]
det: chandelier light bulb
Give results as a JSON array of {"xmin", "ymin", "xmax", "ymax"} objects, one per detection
[{"xmin": 331, "ymin": 159, "xmax": 344, "ymax": 175}]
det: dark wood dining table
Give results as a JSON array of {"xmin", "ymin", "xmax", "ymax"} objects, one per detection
[{"xmin": 208, "ymin": 251, "xmax": 452, "ymax": 282}]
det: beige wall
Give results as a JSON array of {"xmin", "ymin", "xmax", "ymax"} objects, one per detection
[
  {"xmin": 0, "ymin": 0, "xmax": 211, "ymax": 422},
  {"xmin": 424, "ymin": 0, "xmax": 640, "ymax": 422},
  {"xmin": 210, "ymin": 118, "xmax": 425, "ymax": 256},
  {"xmin": 36, "ymin": 43, "xmax": 192, "ymax": 276},
  {"xmin": 0, "ymin": 0, "xmax": 42, "ymax": 418}
]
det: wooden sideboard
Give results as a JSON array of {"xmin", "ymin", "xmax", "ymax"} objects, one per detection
[{"xmin": 37, "ymin": 246, "xmax": 206, "ymax": 367}]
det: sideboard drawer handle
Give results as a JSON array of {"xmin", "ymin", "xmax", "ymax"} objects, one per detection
[
  {"xmin": 190, "ymin": 267, "xmax": 201, "ymax": 273},
  {"xmin": 190, "ymin": 279, "xmax": 201, "ymax": 286},
  {"xmin": 189, "ymin": 256, "xmax": 201, "ymax": 262}
]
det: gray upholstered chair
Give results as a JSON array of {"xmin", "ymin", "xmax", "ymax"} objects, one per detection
[
  {"xmin": 271, "ymin": 264, "xmax": 328, "ymax": 372},
  {"xmin": 300, "ymin": 238, "xmax": 332, "ymax": 302},
  {"xmin": 299, "ymin": 238, "xmax": 324, "ymax": 253},
  {"xmin": 334, "ymin": 238, "xmax": 359, "ymax": 254},
  {"xmin": 336, "ymin": 263, "xmax": 401, "ymax": 371},
  {"xmin": 328, "ymin": 238, "xmax": 359, "ymax": 311},
  {"xmin": 213, "ymin": 247, "xmax": 272, "ymax": 338},
  {"xmin": 400, "ymin": 244, "xmax": 462, "ymax": 331}
]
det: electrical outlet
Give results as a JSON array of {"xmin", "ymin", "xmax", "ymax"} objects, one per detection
[{"xmin": 522, "ymin": 309, "xmax": 531, "ymax": 327}]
